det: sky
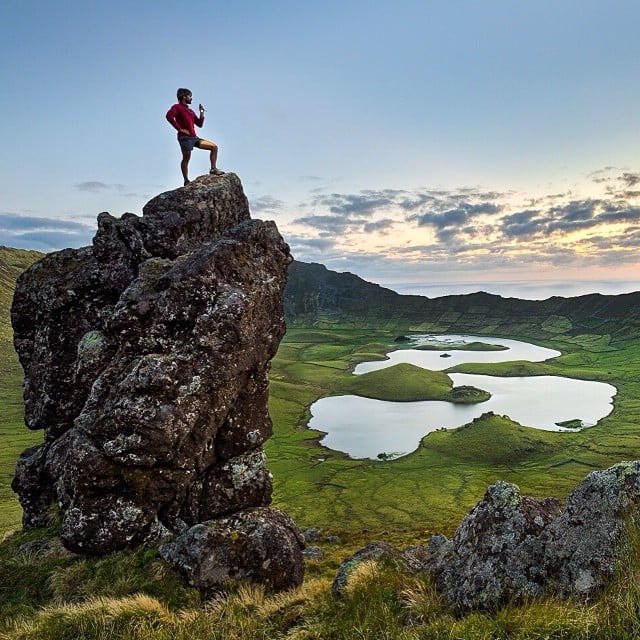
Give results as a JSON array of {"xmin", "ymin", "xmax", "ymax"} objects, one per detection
[{"xmin": 2, "ymin": 0, "xmax": 640, "ymax": 299}]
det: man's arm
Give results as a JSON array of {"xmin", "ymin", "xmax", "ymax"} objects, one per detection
[{"xmin": 194, "ymin": 103, "xmax": 205, "ymax": 128}]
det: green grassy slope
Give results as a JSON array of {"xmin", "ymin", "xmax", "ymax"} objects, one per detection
[
  {"xmin": 333, "ymin": 362, "xmax": 489, "ymax": 403},
  {"xmin": 0, "ymin": 246, "xmax": 42, "ymax": 343},
  {"xmin": 0, "ymin": 247, "xmax": 43, "ymax": 531},
  {"xmin": 334, "ymin": 363, "xmax": 453, "ymax": 401}
]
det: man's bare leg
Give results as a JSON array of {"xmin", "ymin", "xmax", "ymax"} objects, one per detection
[
  {"xmin": 181, "ymin": 149, "xmax": 192, "ymax": 185},
  {"xmin": 197, "ymin": 139, "xmax": 224, "ymax": 175}
]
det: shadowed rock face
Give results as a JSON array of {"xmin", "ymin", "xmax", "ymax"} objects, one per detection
[{"xmin": 11, "ymin": 174, "xmax": 304, "ymax": 590}]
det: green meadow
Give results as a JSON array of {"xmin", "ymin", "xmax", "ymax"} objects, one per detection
[
  {"xmin": 266, "ymin": 327, "xmax": 640, "ymax": 538},
  {"xmin": 4, "ymin": 248, "xmax": 640, "ymax": 637}
]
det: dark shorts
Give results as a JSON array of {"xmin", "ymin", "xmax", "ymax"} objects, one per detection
[{"xmin": 178, "ymin": 136, "xmax": 202, "ymax": 152}]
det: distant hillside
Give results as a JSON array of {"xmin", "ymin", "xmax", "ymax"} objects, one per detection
[
  {"xmin": 284, "ymin": 261, "xmax": 640, "ymax": 341},
  {"xmin": 0, "ymin": 247, "xmax": 43, "ymax": 344},
  {"xmin": 2, "ymin": 249, "xmax": 640, "ymax": 346}
]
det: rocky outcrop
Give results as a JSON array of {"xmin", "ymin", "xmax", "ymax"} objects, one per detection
[
  {"xmin": 427, "ymin": 461, "xmax": 640, "ymax": 610},
  {"xmin": 333, "ymin": 461, "xmax": 640, "ymax": 610},
  {"xmin": 425, "ymin": 481, "xmax": 563, "ymax": 611},
  {"xmin": 11, "ymin": 174, "xmax": 304, "ymax": 591}
]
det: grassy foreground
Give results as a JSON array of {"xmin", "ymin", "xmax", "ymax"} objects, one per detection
[{"xmin": 3, "ymin": 521, "xmax": 640, "ymax": 639}]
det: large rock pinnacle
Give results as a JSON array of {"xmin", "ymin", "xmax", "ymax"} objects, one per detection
[{"xmin": 11, "ymin": 174, "xmax": 304, "ymax": 590}]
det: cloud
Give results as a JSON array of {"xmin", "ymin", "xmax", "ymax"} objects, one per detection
[
  {"xmin": 620, "ymin": 172, "xmax": 640, "ymax": 188},
  {"xmin": 547, "ymin": 199, "xmax": 640, "ymax": 233},
  {"xmin": 294, "ymin": 191, "xmax": 400, "ymax": 236},
  {"xmin": 589, "ymin": 230, "xmax": 640, "ymax": 250},
  {"xmin": 122, "ymin": 191, "xmax": 150, "ymax": 199},
  {"xmin": 293, "ymin": 214, "xmax": 397, "ymax": 238},
  {"xmin": 363, "ymin": 219, "xmax": 395, "ymax": 233},
  {"xmin": 433, "ymin": 226, "xmax": 464, "ymax": 243},
  {"xmin": 501, "ymin": 210, "xmax": 545, "ymax": 237},
  {"xmin": 250, "ymin": 195, "xmax": 285, "ymax": 214},
  {"xmin": 408, "ymin": 200, "xmax": 503, "ymax": 244},
  {"xmin": 294, "ymin": 187, "xmax": 510, "ymax": 250},
  {"xmin": 598, "ymin": 204, "xmax": 640, "ymax": 223},
  {"xmin": 313, "ymin": 190, "xmax": 402, "ymax": 216},
  {"xmin": 295, "ymin": 236, "xmax": 336, "ymax": 251},
  {"xmin": 496, "ymin": 194, "xmax": 640, "ymax": 240},
  {"xmin": 413, "ymin": 201, "xmax": 503, "ymax": 228},
  {"xmin": 397, "ymin": 193, "xmax": 442, "ymax": 211},
  {"xmin": 283, "ymin": 233, "xmax": 339, "ymax": 262},
  {"xmin": 397, "ymin": 189, "xmax": 507, "ymax": 213},
  {"xmin": 0, "ymin": 212, "xmax": 88, "ymax": 232},
  {"xmin": 413, "ymin": 207, "xmax": 470, "ymax": 229},
  {"xmin": 293, "ymin": 214, "xmax": 352, "ymax": 234},
  {"xmin": 588, "ymin": 167, "xmax": 616, "ymax": 184},
  {"xmin": 292, "ymin": 168, "xmax": 640, "ymax": 279},
  {"xmin": 75, "ymin": 181, "xmax": 112, "ymax": 193},
  {"xmin": 0, "ymin": 212, "xmax": 94, "ymax": 251},
  {"xmin": 553, "ymin": 199, "xmax": 599, "ymax": 222}
]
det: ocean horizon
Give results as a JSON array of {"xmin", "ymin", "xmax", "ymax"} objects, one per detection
[{"xmin": 387, "ymin": 279, "xmax": 640, "ymax": 301}]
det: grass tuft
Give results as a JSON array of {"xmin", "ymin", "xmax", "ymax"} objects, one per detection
[{"xmin": 5, "ymin": 593, "xmax": 174, "ymax": 640}]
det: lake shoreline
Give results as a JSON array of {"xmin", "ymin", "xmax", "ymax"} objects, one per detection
[{"xmin": 309, "ymin": 334, "xmax": 616, "ymax": 460}]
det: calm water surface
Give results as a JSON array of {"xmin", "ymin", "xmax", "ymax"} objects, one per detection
[
  {"xmin": 354, "ymin": 334, "xmax": 560, "ymax": 374},
  {"xmin": 308, "ymin": 335, "xmax": 616, "ymax": 460}
]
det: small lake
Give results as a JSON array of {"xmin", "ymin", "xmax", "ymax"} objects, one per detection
[
  {"xmin": 354, "ymin": 334, "xmax": 560, "ymax": 374},
  {"xmin": 308, "ymin": 335, "xmax": 617, "ymax": 460}
]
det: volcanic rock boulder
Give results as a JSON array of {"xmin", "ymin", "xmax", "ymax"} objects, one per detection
[
  {"xmin": 11, "ymin": 174, "xmax": 304, "ymax": 590},
  {"xmin": 425, "ymin": 481, "xmax": 563, "ymax": 611},
  {"xmin": 159, "ymin": 507, "xmax": 305, "ymax": 593},
  {"xmin": 425, "ymin": 461, "xmax": 640, "ymax": 611}
]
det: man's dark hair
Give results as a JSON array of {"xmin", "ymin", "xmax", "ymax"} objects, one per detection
[{"xmin": 177, "ymin": 88, "xmax": 192, "ymax": 101}]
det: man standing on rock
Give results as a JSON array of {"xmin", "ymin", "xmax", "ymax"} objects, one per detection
[{"xmin": 166, "ymin": 88, "xmax": 225, "ymax": 185}]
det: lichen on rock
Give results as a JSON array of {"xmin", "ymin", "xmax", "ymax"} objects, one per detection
[{"xmin": 11, "ymin": 173, "xmax": 304, "ymax": 591}]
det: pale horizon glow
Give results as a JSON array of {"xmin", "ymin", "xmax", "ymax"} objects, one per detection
[
  {"xmin": 1, "ymin": 1, "xmax": 640, "ymax": 297},
  {"xmin": 383, "ymin": 279, "xmax": 640, "ymax": 301}
]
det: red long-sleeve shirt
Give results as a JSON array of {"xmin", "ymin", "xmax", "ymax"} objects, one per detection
[{"xmin": 166, "ymin": 102, "xmax": 204, "ymax": 137}]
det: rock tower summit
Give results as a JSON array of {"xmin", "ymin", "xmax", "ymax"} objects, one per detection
[{"xmin": 11, "ymin": 173, "xmax": 304, "ymax": 591}]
